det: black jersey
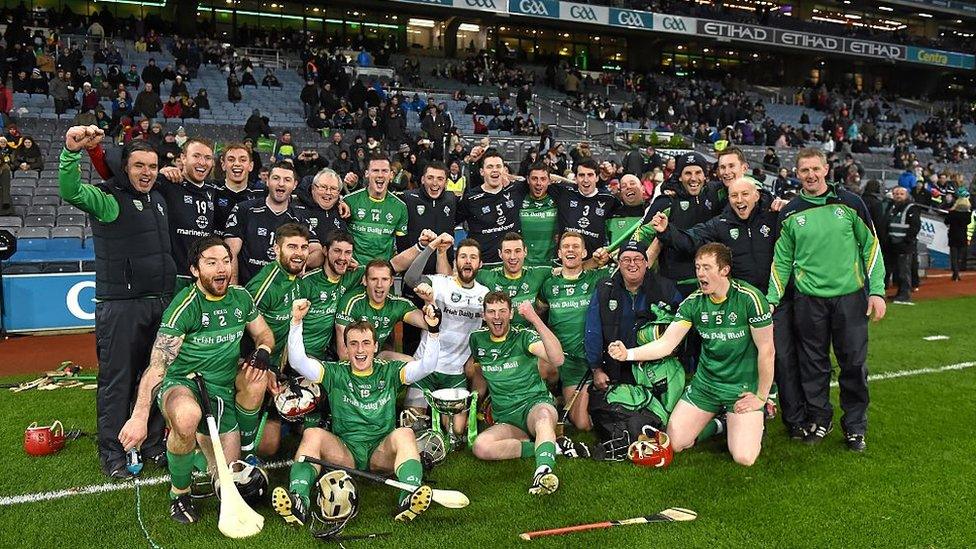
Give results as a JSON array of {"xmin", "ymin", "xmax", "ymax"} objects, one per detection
[
  {"xmin": 457, "ymin": 184, "xmax": 526, "ymax": 264},
  {"xmin": 155, "ymin": 179, "xmax": 217, "ymax": 276},
  {"xmin": 299, "ymin": 197, "xmax": 348, "ymax": 242},
  {"xmin": 223, "ymin": 198, "xmax": 319, "ymax": 284},
  {"xmin": 214, "ymin": 184, "xmax": 264, "ymax": 233},
  {"xmin": 548, "ymin": 184, "xmax": 620, "ymax": 254}
]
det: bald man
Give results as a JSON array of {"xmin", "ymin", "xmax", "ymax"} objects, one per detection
[{"xmin": 607, "ymin": 174, "xmax": 649, "ymax": 246}]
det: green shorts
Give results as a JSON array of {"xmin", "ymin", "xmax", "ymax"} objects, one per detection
[
  {"xmin": 494, "ymin": 396, "xmax": 555, "ymax": 435},
  {"xmin": 158, "ymin": 377, "xmax": 239, "ymax": 435},
  {"xmin": 559, "ymin": 357, "xmax": 590, "ymax": 388},
  {"xmin": 413, "ymin": 372, "xmax": 467, "ymax": 393},
  {"xmin": 680, "ymin": 376, "xmax": 754, "ymax": 414},
  {"xmin": 343, "ymin": 436, "xmax": 385, "ymax": 470}
]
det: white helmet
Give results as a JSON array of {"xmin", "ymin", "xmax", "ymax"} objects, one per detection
[{"xmin": 312, "ymin": 470, "xmax": 359, "ymax": 539}]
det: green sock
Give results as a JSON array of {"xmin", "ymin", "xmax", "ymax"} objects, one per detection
[
  {"xmin": 520, "ymin": 440, "xmax": 535, "ymax": 458},
  {"xmin": 237, "ymin": 405, "xmax": 261, "ymax": 454},
  {"xmin": 288, "ymin": 462, "xmax": 317, "ymax": 506},
  {"xmin": 167, "ymin": 450, "xmax": 195, "ymax": 492},
  {"xmin": 191, "ymin": 449, "xmax": 208, "ymax": 473},
  {"xmin": 535, "ymin": 441, "xmax": 556, "ymax": 471},
  {"xmin": 696, "ymin": 417, "xmax": 724, "ymax": 442},
  {"xmin": 395, "ymin": 459, "xmax": 423, "ymax": 505}
]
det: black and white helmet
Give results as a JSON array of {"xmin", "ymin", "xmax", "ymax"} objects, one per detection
[
  {"xmin": 274, "ymin": 376, "xmax": 321, "ymax": 422},
  {"xmin": 214, "ymin": 460, "xmax": 269, "ymax": 503}
]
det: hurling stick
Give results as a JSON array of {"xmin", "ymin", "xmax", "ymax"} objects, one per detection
[
  {"xmin": 190, "ymin": 374, "xmax": 264, "ymax": 538},
  {"xmin": 556, "ymin": 369, "xmax": 591, "ymax": 437},
  {"xmin": 300, "ymin": 456, "xmax": 469, "ymax": 509},
  {"xmin": 519, "ymin": 507, "xmax": 697, "ymax": 540}
]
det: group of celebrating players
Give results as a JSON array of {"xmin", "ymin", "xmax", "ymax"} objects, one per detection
[{"xmin": 61, "ymin": 120, "xmax": 885, "ymax": 536}]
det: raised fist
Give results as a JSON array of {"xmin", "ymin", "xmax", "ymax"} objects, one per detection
[{"xmin": 65, "ymin": 125, "xmax": 104, "ymax": 152}]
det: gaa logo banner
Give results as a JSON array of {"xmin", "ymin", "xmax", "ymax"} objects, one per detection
[
  {"xmin": 654, "ymin": 13, "xmax": 695, "ymax": 35},
  {"xmin": 563, "ymin": 1, "xmax": 608, "ymax": 24},
  {"xmin": 454, "ymin": 0, "xmax": 506, "ymax": 12},
  {"xmin": 609, "ymin": 7, "xmax": 653, "ymax": 29},
  {"xmin": 509, "ymin": 0, "xmax": 559, "ymax": 18}
]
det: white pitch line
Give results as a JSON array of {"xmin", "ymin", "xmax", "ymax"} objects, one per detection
[
  {"xmin": 3, "ymin": 362, "xmax": 976, "ymax": 508},
  {"xmin": 922, "ymin": 335, "xmax": 950, "ymax": 341},
  {"xmin": 0, "ymin": 460, "xmax": 292, "ymax": 507},
  {"xmin": 829, "ymin": 361, "xmax": 976, "ymax": 387}
]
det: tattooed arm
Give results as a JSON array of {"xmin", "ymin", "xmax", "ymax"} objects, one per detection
[{"xmin": 118, "ymin": 332, "xmax": 184, "ymax": 451}]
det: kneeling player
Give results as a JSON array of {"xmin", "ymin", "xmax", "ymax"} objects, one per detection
[
  {"xmin": 467, "ymin": 292, "xmax": 566, "ymax": 494},
  {"xmin": 608, "ymin": 243, "xmax": 774, "ymax": 466},
  {"xmin": 274, "ymin": 298, "xmax": 443, "ymax": 525},
  {"xmin": 119, "ymin": 237, "xmax": 275, "ymax": 522}
]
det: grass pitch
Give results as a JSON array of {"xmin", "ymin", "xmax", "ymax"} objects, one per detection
[{"xmin": 1, "ymin": 297, "xmax": 975, "ymax": 548}]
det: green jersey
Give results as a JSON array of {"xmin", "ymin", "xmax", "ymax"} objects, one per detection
[
  {"xmin": 344, "ymin": 188, "xmax": 409, "ymax": 263},
  {"xmin": 607, "ymin": 216, "xmax": 642, "ymax": 248},
  {"xmin": 469, "ymin": 327, "xmax": 548, "ymax": 420},
  {"xmin": 476, "ymin": 266, "xmax": 550, "ymax": 328},
  {"xmin": 336, "ymin": 291, "xmax": 418, "ymax": 348},
  {"xmin": 539, "ymin": 267, "xmax": 608, "ymax": 360},
  {"xmin": 520, "ymin": 194, "xmax": 558, "ymax": 267},
  {"xmin": 297, "ymin": 266, "xmax": 365, "ymax": 360},
  {"xmin": 159, "ymin": 284, "xmax": 258, "ymax": 388},
  {"xmin": 319, "ymin": 359, "xmax": 406, "ymax": 444},
  {"xmin": 674, "ymin": 279, "xmax": 772, "ymax": 389},
  {"xmin": 246, "ymin": 261, "xmax": 302, "ymax": 368}
]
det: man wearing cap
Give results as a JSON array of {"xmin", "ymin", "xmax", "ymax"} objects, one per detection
[
  {"xmin": 636, "ymin": 152, "xmax": 720, "ymax": 296},
  {"xmin": 584, "ymin": 240, "xmax": 682, "ymax": 391}
]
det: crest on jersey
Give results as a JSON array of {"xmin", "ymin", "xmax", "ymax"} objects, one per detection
[
  {"xmin": 570, "ymin": 200, "xmax": 579, "ymax": 208},
  {"xmin": 700, "ymin": 313, "xmax": 708, "ymax": 323},
  {"xmin": 760, "ymin": 224, "xmax": 771, "ymax": 238},
  {"xmin": 132, "ymin": 199, "xmax": 143, "ymax": 211},
  {"xmin": 608, "ymin": 299, "xmax": 617, "ymax": 311},
  {"xmin": 235, "ymin": 308, "xmax": 243, "ymax": 320},
  {"xmin": 729, "ymin": 312, "xmax": 738, "ymax": 323},
  {"xmin": 497, "ymin": 215, "xmax": 507, "ymax": 225},
  {"xmin": 481, "ymin": 206, "xmax": 491, "ymax": 214},
  {"xmin": 579, "ymin": 217, "xmax": 590, "ymax": 228},
  {"xmin": 386, "ymin": 213, "xmax": 394, "ymax": 223},
  {"xmin": 196, "ymin": 215, "xmax": 209, "ymax": 229},
  {"xmin": 834, "ymin": 207, "xmax": 844, "ymax": 218},
  {"xmin": 201, "ymin": 313, "xmax": 210, "ymax": 327},
  {"xmin": 184, "ymin": 195, "xmax": 194, "ymax": 204},
  {"xmin": 552, "ymin": 286, "xmax": 559, "ymax": 295},
  {"xmin": 309, "ymin": 218, "xmax": 318, "ymax": 228},
  {"xmin": 357, "ymin": 209, "xmax": 366, "ymax": 219},
  {"xmin": 451, "ymin": 292, "xmax": 462, "ymax": 303},
  {"xmin": 417, "ymin": 205, "xmax": 426, "ymax": 215},
  {"xmin": 378, "ymin": 380, "xmax": 386, "ymax": 390},
  {"xmin": 729, "ymin": 228, "xmax": 739, "ymax": 240},
  {"xmin": 581, "ymin": 283, "xmax": 589, "ymax": 292},
  {"xmin": 444, "ymin": 206, "xmax": 451, "ymax": 216},
  {"xmin": 796, "ymin": 215, "xmax": 806, "ymax": 226},
  {"xmin": 320, "ymin": 291, "xmax": 329, "ymax": 301},
  {"xmin": 680, "ymin": 201, "xmax": 689, "ymax": 211},
  {"xmin": 257, "ymin": 227, "xmax": 268, "ymax": 236}
]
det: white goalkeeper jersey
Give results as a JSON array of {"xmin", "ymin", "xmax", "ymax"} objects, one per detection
[{"xmin": 413, "ymin": 274, "xmax": 488, "ymax": 375}]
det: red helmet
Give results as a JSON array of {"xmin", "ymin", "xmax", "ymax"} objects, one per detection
[
  {"xmin": 628, "ymin": 430, "xmax": 673, "ymax": 468},
  {"xmin": 24, "ymin": 421, "xmax": 66, "ymax": 457}
]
